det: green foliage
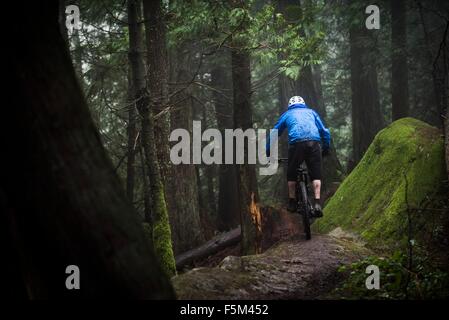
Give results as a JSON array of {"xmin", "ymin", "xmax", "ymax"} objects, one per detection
[
  {"xmin": 168, "ymin": 1, "xmax": 325, "ymax": 81},
  {"xmin": 335, "ymin": 252, "xmax": 449, "ymax": 299}
]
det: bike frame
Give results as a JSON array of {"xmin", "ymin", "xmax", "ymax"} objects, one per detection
[{"xmin": 295, "ymin": 164, "xmax": 313, "ymax": 240}]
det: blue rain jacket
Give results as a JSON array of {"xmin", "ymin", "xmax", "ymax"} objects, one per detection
[{"xmin": 267, "ymin": 103, "xmax": 331, "ymax": 153}]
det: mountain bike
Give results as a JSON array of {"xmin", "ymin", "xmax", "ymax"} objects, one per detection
[{"xmin": 279, "ymin": 158, "xmax": 314, "ymax": 240}]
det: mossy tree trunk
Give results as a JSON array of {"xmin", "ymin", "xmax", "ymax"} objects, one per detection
[
  {"xmin": 2, "ymin": 0, "xmax": 175, "ymax": 298},
  {"xmin": 391, "ymin": 0, "xmax": 410, "ymax": 121},
  {"xmin": 130, "ymin": 0, "xmax": 176, "ymax": 277}
]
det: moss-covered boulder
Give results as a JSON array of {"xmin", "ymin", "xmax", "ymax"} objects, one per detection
[{"xmin": 315, "ymin": 118, "xmax": 446, "ymax": 251}]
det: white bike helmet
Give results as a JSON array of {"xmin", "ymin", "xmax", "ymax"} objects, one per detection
[{"xmin": 288, "ymin": 96, "xmax": 305, "ymax": 107}]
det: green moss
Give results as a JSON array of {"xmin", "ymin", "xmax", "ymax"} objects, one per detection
[
  {"xmin": 152, "ymin": 185, "xmax": 177, "ymax": 278},
  {"xmin": 315, "ymin": 118, "xmax": 446, "ymax": 251}
]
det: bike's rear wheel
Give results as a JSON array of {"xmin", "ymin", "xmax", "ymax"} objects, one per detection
[{"xmin": 299, "ymin": 181, "xmax": 311, "ymax": 240}]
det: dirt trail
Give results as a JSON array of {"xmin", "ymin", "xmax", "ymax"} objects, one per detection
[{"xmin": 172, "ymin": 232, "xmax": 369, "ymax": 300}]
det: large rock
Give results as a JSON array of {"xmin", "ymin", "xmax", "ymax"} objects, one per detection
[{"xmin": 315, "ymin": 118, "xmax": 446, "ymax": 251}]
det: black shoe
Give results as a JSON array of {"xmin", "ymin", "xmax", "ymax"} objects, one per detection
[
  {"xmin": 313, "ymin": 203, "xmax": 323, "ymax": 218},
  {"xmin": 287, "ymin": 198, "xmax": 297, "ymax": 212}
]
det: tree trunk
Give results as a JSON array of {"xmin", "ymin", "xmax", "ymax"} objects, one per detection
[
  {"xmin": 140, "ymin": 144, "xmax": 152, "ymax": 224},
  {"xmin": 275, "ymin": 72, "xmax": 290, "ymax": 200},
  {"xmin": 391, "ymin": 0, "xmax": 409, "ymax": 121},
  {"xmin": 296, "ymin": 67, "xmax": 326, "ymax": 116},
  {"xmin": 72, "ymin": 28, "xmax": 83, "ymax": 82},
  {"xmin": 231, "ymin": 48, "xmax": 261, "ymax": 255},
  {"xmin": 350, "ymin": 26, "xmax": 384, "ymax": 164},
  {"xmin": 127, "ymin": 0, "xmax": 148, "ymax": 214},
  {"xmin": 130, "ymin": 0, "xmax": 176, "ymax": 277},
  {"xmin": 2, "ymin": 1, "xmax": 174, "ymax": 298},
  {"xmin": 202, "ymin": 106, "xmax": 218, "ymax": 219},
  {"xmin": 309, "ymin": 65, "xmax": 343, "ymax": 188},
  {"xmin": 143, "ymin": 0, "xmax": 171, "ymax": 180},
  {"xmin": 312, "ymin": 65, "xmax": 326, "ymax": 119},
  {"xmin": 126, "ymin": 69, "xmax": 138, "ymax": 203},
  {"xmin": 446, "ymin": 106, "xmax": 449, "ymax": 181},
  {"xmin": 168, "ymin": 50, "xmax": 204, "ymax": 254},
  {"xmin": 212, "ymin": 60, "xmax": 240, "ymax": 230}
]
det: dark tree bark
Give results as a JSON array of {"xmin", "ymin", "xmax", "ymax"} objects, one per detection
[
  {"xmin": 72, "ymin": 29, "xmax": 83, "ymax": 82},
  {"xmin": 274, "ymin": 66, "xmax": 291, "ymax": 200},
  {"xmin": 131, "ymin": 0, "xmax": 176, "ymax": 277},
  {"xmin": 391, "ymin": 0, "xmax": 410, "ymax": 121},
  {"xmin": 127, "ymin": 0, "xmax": 149, "ymax": 214},
  {"xmin": 142, "ymin": 1, "xmax": 181, "ymax": 265},
  {"xmin": 350, "ymin": 26, "xmax": 384, "ymax": 164},
  {"xmin": 140, "ymin": 145, "xmax": 152, "ymax": 224},
  {"xmin": 212, "ymin": 60, "xmax": 240, "ymax": 231},
  {"xmin": 126, "ymin": 69, "xmax": 138, "ymax": 203},
  {"xmin": 445, "ymin": 104, "xmax": 449, "ymax": 181},
  {"xmin": 308, "ymin": 64, "xmax": 343, "ymax": 187},
  {"xmin": 2, "ymin": 1, "xmax": 174, "ymax": 298},
  {"xmin": 296, "ymin": 66, "xmax": 326, "ymax": 117},
  {"xmin": 202, "ymin": 105, "xmax": 218, "ymax": 219},
  {"xmin": 231, "ymin": 47, "xmax": 261, "ymax": 255},
  {"xmin": 143, "ymin": 0, "xmax": 171, "ymax": 180},
  {"xmin": 312, "ymin": 65, "xmax": 326, "ymax": 119},
  {"xmin": 168, "ymin": 49, "xmax": 204, "ymax": 254}
]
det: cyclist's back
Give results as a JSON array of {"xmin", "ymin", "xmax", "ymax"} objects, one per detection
[{"xmin": 267, "ymin": 96, "xmax": 331, "ymax": 215}]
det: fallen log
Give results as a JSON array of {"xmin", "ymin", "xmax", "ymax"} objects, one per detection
[
  {"xmin": 175, "ymin": 206, "xmax": 305, "ymax": 270},
  {"xmin": 175, "ymin": 227, "xmax": 242, "ymax": 270}
]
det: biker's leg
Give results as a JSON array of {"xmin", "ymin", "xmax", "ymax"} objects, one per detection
[
  {"xmin": 287, "ymin": 142, "xmax": 304, "ymax": 212},
  {"xmin": 287, "ymin": 180, "xmax": 297, "ymax": 212},
  {"xmin": 312, "ymin": 180, "xmax": 321, "ymax": 199},
  {"xmin": 305, "ymin": 141, "xmax": 323, "ymax": 216},
  {"xmin": 288, "ymin": 181, "xmax": 296, "ymax": 199}
]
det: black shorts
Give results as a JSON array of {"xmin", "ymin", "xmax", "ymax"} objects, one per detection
[{"xmin": 287, "ymin": 140, "xmax": 322, "ymax": 181}]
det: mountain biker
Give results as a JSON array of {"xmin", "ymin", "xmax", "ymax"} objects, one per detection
[{"xmin": 266, "ymin": 95, "xmax": 331, "ymax": 216}]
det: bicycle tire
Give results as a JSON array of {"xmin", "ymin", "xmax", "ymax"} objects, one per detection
[{"xmin": 299, "ymin": 181, "xmax": 312, "ymax": 240}]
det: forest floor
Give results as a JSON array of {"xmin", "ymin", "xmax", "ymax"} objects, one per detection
[{"xmin": 172, "ymin": 220, "xmax": 371, "ymax": 300}]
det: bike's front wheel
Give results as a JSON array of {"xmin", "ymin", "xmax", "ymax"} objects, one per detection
[{"xmin": 299, "ymin": 181, "xmax": 311, "ymax": 240}]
